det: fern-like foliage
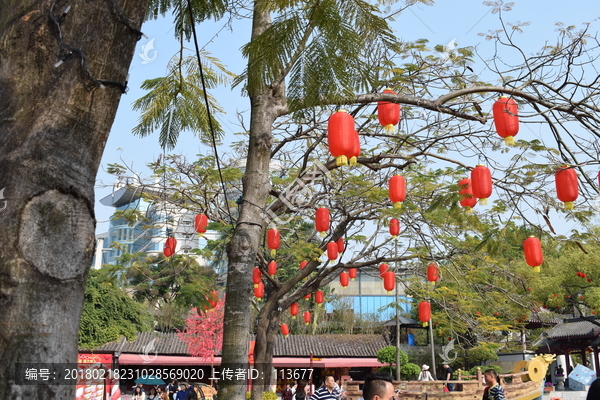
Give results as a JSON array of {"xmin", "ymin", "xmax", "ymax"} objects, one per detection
[
  {"xmin": 145, "ymin": 0, "xmax": 229, "ymax": 40},
  {"xmin": 234, "ymin": 0, "xmax": 398, "ymax": 110},
  {"xmin": 132, "ymin": 52, "xmax": 234, "ymax": 149}
]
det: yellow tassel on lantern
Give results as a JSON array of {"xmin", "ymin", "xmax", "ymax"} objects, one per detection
[
  {"xmin": 504, "ymin": 136, "xmax": 516, "ymax": 146},
  {"xmin": 532, "ymin": 266, "xmax": 541, "ymax": 273},
  {"xmin": 270, "ymin": 249, "xmax": 276, "ymax": 258},
  {"xmin": 349, "ymin": 156, "xmax": 358, "ymax": 166},
  {"xmin": 422, "ymin": 321, "xmax": 429, "ymax": 327},
  {"xmin": 384, "ymin": 124, "xmax": 396, "ymax": 134},
  {"xmin": 564, "ymin": 201, "xmax": 574, "ymax": 210},
  {"xmin": 335, "ymin": 155, "xmax": 349, "ymax": 166},
  {"xmin": 479, "ymin": 198, "xmax": 488, "ymax": 206},
  {"xmin": 393, "ymin": 201, "xmax": 403, "ymax": 209}
]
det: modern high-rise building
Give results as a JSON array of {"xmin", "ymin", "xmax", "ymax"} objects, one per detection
[{"xmin": 92, "ymin": 178, "xmax": 218, "ymax": 269}]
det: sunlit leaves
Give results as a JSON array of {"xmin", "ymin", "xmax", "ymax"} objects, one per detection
[{"xmin": 132, "ymin": 52, "xmax": 233, "ymax": 149}]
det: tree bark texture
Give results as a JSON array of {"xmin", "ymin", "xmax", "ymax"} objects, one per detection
[
  {"xmin": 220, "ymin": 3, "xmax": 287, "ymax": 400},
  {"xmin": 0, "ymin": 0, "xmax": 146, "ymax": 398}
]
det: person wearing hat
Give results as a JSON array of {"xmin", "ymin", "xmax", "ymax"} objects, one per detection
[{"xmin": 418, "ymin": 365, "xmax": 434, "ymax": 381}]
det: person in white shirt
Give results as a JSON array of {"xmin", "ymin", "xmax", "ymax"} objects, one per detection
[{"xmin": 418, "ymin": 365, "xmax": 434, "ymax": 381}]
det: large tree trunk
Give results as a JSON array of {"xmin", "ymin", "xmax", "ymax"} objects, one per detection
[
  {"xmin": 0, "ymin": 0, "xmax": 146, "ymax": 398},
  {"xmin": 219, "ymin": 3, "xmax": 286, "ymax": 400},
  {"xmin": 252, "ymin": 300, "xmax": 280, "ymax": 400}
]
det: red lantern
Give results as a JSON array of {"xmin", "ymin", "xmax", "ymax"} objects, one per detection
[
  {"xmin": 379, "ymin": 263, "xmax": 389, "ymax": 278},
  {"xmin": 267, "ymin": 260, "xmax": 277, "ymax": 277},
  {"xmin": 427, "ymin": 263, "xmax": 439, "ymax": 284},
  {"xmin": 555, "ymin": 166, "xmax": 578, "ymax": 210},
  {"xmin": 327, "ymin": 241, "xmax": 338, "ymax": 262},
  {"xmin": 315, "ymin": 290, "xmax": 325, "ymax": 305},
  {"xmin": 471, "ymin": 165, "xmax": 492, "ymax": 205},
  {"xmin": 207, "ymin": 290, "xmax": 218, "ymax": 309},
  {"xmin": 389, "ymin": 175, "xmax": 406, "ymax": 208},
  {"xmin": 290, "ymin": 302, "xmax": 299, "ymax": 318},
  {"xmin": 254, "ymin": 282, "xmax": 264, "ymax": 300},
  {"xmin": 280, "ymin": 323, "xmax": 290, "ymax": 337},
  {"xmin": 389, "ymin": 218, "xmax": 400, "ymax": 237},
  {"xmin": 300, "ymin": 260, "xmax": 308, "ymax": 270},
  {"xmin": 418, "ymin": 301, "xmax": 431, "ymax": 327},
  {"xmin": 195, "ymin": 214, "xmax": 208, "ymax": 235},
  {"xmin": 339, "ymin": 271, "xmax": 349, "ymax": 288},
  {"xmin": 164, "ymin": 237, "xmax": 177, "ymax": 257},
  {"xmin": 252, "ymin": 267, "xmax": 262, "ymax": 288},
  {"xmin": 458, "ymin": 178, "xmax": 477, "ymax": 210},
  {"xmin": 349, "ymin": 130, "xmax": 361, "ymax": 166},
  {"xmin": 349, "ymin": 268, "xmax": 357, "ymax": 281},
  {"xmin": 316, "ymin": 207, "xmax": 330, "ymax": 237},
  {"xmin": 327, "ymin": 110, "xmax": 355, "ymax": 166},
  {"xmin": 304, "ymin": 294, "xmax": 311, "ymax": 301},
  {"xmin": 267, "ymin": 228, "xmax": 280, "ymax": 257},
  {"xmin": 492, "ymin": 97, "xmax": 519, "ymax": 146},
  {"xmin": 336, "ymin": 237, "xmax": 345, "ymax": 253},
  {"xmin": 303, "ymin": 311, "xmax": 311, "ymax": 325},
  {"xmin": 378, "ymin": 88, "xmax": 401, "ymax": 133},
  {"xmin": 523, "ymin": 236, "xmax": 544, "ymax": 273},
  {"xmin": 383, "ymin": 270, "xmax": 395, "ymax": 294}
]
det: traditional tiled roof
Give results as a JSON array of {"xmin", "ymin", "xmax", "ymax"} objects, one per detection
[
  {"xmin": 543, "ymin": 317, "xmax": 600, "ymax": 339},
  {"xmin": 273, "ymin": 334, "xmax": 390, "ymax": 357},
  {"xmin": 96, "ymin": 332, "xmax": 190, "ymax": 355},
  {"xmin": 95, "ymin": 332, "xmax": 390, "ymax": 358}
]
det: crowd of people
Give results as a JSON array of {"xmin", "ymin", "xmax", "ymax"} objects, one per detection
[
  {"xmin": 126, "ymin": 367, "xmax": 600, "ymax": 400},
  {"xmin": 130, "ymin": 380, "xmax": 210, "ymax": 400}
]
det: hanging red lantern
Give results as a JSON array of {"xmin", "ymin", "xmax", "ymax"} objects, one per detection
[
  {"xmin": 349, "ymin": 268, "xmax": 357, "ymax": 281},
  {"xmin": 389, "ymin": 218, "xmax": 400, "ymax": 237},
  {"xmin": 523, "ymin": 236, "xmax": 544, "ymax": 273},
  {"xmin": 383, "ymin": 270, "xmax": 395, "ymax": 294},
  {"xmin": 427, "ymin": 263, "xmax": 439, "ymax": 284},
  {"xmin": 458, "ymin": 178, "xmax": 477, "ymax": 210},
  {"xmin": 304, "ymin": 293, "xmax": 311, "ymax": 301},
  {"xmin": 280, "ymin": 323, "xmax": 290, "ymax": 337},
  {"xmin": 555, "ymin": 166, "xmax": 578, "ymax": 210},
  {"xmin": 340, "ymin": 271, "xmax": 349, "ymax": 288},
  {"xmin": 378, "ymin": 88, "xmax": 401, "ymax": 133},
  {"xmin": 389, "ymin": 175, "xmax": 406, "ymax": 208},
  {"xmin": 164, "ymin": 237, "xmax": 177, "ymax": 257},
  {"xmin": 315, "ymin": 290, "xmax": 325, "ymax": 305},
  {"xmin": 195, "ymin": 214, "xmax": 209, "ymax": 236},
  {"xmin": 267, "ymin": 228, "xmax": 280, "ymax": 257},
  {"xmin": 315, "ymin": 207, "xmax": 330, "ymax": 237},
  {"xmin": 471, "ymin": 165, "xmax": 493, "ymax": 205},
  {"xmin": 418, "ymin": 301, "xmax": 431, "ymax": 327},
  {"xmin": 327, "ymin": 241, "xmax": 338, "ymax": 262},
  {"xmin": 336, "ymin": 237, "xmax": 345, "ymax": 253},
  {"xmin": 349, "ymin": 130, "xmax": 361, "ymax": 166},
  {"xmin": 254, "ymin": 282, "xmax": 264, "ymax": 301},
  {"xmin": 379, "ymin": 263, "xmax": 389, "ymax": 278},
  {"xmin": 327, "ymin": 110, "xmax": 355, "ymax": 166},
  {"xmin": 492, "ymin": 97, "xmax": 519, "ymax": 146},
  {"xmin": 290, "ymin": 302, "xmax": 299, "ymax": 318},
  {"xmin": 267, "ymin": 260, "xmax": 277, "ymax": 277},
  {"xmin": 300, "ymin": 260, "xmax": 308, "ymax": 270},
  {"xmin": 207, "ymin": 290, "xmax": 218, "ymax": 309},
  {"xmin": 303, "ymin": 311, "xmax": 311, "ymax": 325},
  {"xmin": 252, "ymin": 267, "xmax": 262, "ymax": 288}
]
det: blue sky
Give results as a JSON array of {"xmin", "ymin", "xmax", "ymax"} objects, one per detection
[{"xmin": 95, "ymin": 0, "xmax": 600, "ymax": 234}]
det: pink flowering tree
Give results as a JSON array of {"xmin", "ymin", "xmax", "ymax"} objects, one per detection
[{"xmin": 178, "ymin": 298, "xmax": 224, "ymax": 361}]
